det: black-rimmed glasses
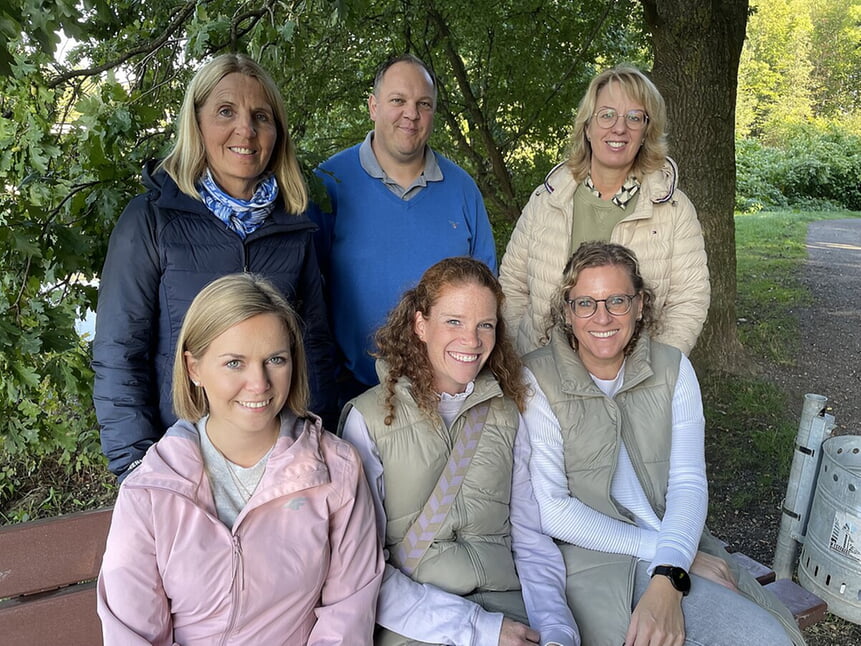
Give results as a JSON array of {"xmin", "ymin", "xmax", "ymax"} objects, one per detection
[
  {"xmin": 591, "ymin": 108, "xmax": 649, "ymax": 131},
  {"xmin": 565, "ymin": 294, "xmax": 638, "ymax": 318}
]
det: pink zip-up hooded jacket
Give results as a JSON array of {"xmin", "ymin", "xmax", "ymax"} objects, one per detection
[{"xmin": 97, "ymin": 413, "xmax": 383, "ymax": 645}]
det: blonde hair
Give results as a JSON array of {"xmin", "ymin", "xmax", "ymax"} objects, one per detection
[
  {"xmin": 159, "ymin": 53, "xmax": 308, "ymax": 212},
  {"xmin": 172, "ymin": 273, "xmax": 309, "ymax": 421},
  {"xmin": 374, "ymin": 257, "xmax": 528, "ymax": 425},
  {"xmin": 566, "ymin": 64, "xmax": 668, "ymax": 181},
  {"xmin": 547, "ymin": 241, "xmax": 655, "ymax": 354}
]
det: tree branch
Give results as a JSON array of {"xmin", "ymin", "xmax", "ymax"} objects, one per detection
[
  {"xmin": 511, "ymin": 0, "xmax": 620, "ymax": 147},
  {"xmin": 47, "ymin": 0, "xmax": 198, "ymax": 88},
  {"xmin": 427, "ymin": 5, "xmax": 520, "ymax": 222}
]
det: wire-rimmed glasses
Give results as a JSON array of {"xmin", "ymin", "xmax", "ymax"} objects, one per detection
[{"xmin": 591, "ymin": 108, "xmax": 649, "ymax": 131}]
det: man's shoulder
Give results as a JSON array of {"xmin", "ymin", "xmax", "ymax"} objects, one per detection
[
  {"xmin": 318, "ymin": 143, "xmax": 362, "ymax": 171},
  {"xmin": 432, "ymin": 150, "xmax": 469, "ymax": 176},
  {"xmin": 430, "ymin": 151, "xmax": 481, "ymax": 193}
]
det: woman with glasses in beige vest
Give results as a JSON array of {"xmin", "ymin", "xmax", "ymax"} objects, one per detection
[
  {"xmin": 340, "ymin": 257, "xmax": 578, "ymax": 646},
  {"xmin": 521, "ymin": 241, "xmax": 804, "ymax": 646}
]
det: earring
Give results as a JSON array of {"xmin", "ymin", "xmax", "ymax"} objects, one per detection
[{"xmin": 192, "ymin": 380, "xmax": 200, "ymax": 387}]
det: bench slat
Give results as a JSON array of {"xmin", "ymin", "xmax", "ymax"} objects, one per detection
[
  {"xmin": 731, "ymin": 551, "xmax": 777, "ymax": 585},
  {"xmin": 764, "ymin": 578, "xmax": 828, "ymax": 630},
  {"xmin": 0, "ymin": 508, "xmax": 112, "ymax": 598},
  {"xmin": 0, "ymin": 582, "xmax": 101, "ymax": 646}
]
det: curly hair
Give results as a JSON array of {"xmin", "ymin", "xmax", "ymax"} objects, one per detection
[
  {"xmin": 545, "ymin": 241, "xmax": 656, "ymax": 355},
  {"xmin": 566, "ymin": 64, "xmax": 669, "ymax": 181},
  {"xmin": 374, "ymin": 257, "xmax": 528, "ymax": 425}
]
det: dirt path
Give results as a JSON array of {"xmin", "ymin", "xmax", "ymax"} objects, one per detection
[
  {"xmin": 792, "ymin": 218, "xmax": 861, "ymax": 433},
  {"xmin": 778, "ymin": 217, "xmax": 861, "ymax": 644}
]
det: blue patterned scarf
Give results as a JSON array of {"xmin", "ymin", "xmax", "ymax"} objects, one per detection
[{"xmin": 199, "ymin": 170, "xmax": 279, "ymax": 240}]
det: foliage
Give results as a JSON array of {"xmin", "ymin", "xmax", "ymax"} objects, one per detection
[
  {"xmin": 1, "ymin": 445, "xmax": 115, "ymax": 523},
  {"xmin": 737, "ymin": 0, "xmax": 861, "ymax": 142},
  {"xmin": 0, "ymin": 0, "xmax": 648, "ymax": 509},
  {"xmin": 809, "ymin": 0, "xmax": 861, "ymax": 117},
  {"xmin": 736, "ymin": 0, "xmax": 814, "ymax": 141},
  {"xmin": 736, "ymin": 124, "xmax": 861, "ymax": 212}
]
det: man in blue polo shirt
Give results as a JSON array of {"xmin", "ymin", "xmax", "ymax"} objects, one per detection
[{"xmin": 310, "ymin": 53, "xmax": 497, "ymax": 406}]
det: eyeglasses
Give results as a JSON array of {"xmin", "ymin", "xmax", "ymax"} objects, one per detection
[
  {"xmin": 591, "ymin": 108, "xmax": 649, "ymax": 131},
  {"xmin": 565, "ymin": 294, "xmax": 638, "ymax": 318}
]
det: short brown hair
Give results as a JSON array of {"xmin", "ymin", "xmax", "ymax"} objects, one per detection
[
  {"xmin": 172, "ymin": 273, "xmax": 309, "ymax": 421},
  {"xmin": 372, "ymin": 53, "xmax": 437, "ymax": 105}
]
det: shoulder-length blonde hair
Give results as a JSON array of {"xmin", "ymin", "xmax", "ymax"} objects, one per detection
[
  {"xmin": 566, "ymin": 64, "xmax": 668, "ymax": 181},
  {"xmin": 547, "ymin": 241, "xmax": 655, "ymax": 355},
  {"xmin": 159, "ymin": 53, "xmax": 308, "ymax": 213},
  {"xmin": 172, "ymin": 273, "xmax": 309, "ymax": 421},
  {"xmin": 374, "ymin": 257, "xmax": 528, "ymax": 425}
]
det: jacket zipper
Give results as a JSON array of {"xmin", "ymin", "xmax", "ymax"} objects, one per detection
[{"xmin": 218, "ymin": 535, "xmax": 244, "ymax": 646}]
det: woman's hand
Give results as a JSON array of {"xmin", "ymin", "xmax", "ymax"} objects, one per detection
[
  {"xmin": 690, "ymin": 551, "xmax": 737, "ymax": 591},
  {"xmin": 625, "ymin": 575, "xmax": 684, "ymax": 646},
  {"xmin": 498, "ymin": 617, "xmax": 540, "ymax": 646}
]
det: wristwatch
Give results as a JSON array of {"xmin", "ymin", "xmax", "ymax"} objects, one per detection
[{"xmin": 651, "ymin": 565, "xmax": 691, "ymax": 596}]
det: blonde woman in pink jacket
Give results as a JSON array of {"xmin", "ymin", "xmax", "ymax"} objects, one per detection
[{"xmin": 97, "ymin": 273, "xmax": 383, "ymax": 645}]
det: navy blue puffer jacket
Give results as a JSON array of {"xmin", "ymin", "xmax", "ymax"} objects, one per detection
[{"xmin": 92, "ymin": 162, "xmax": 337, "ymax": 477}]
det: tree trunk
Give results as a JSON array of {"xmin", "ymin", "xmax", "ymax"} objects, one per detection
[{"xmin": 641, "ymin": 0, "xmax": 752, "ymax": 374}]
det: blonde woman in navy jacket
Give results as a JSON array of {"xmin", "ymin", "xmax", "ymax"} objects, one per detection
[{"xmin": 93, "ymin": 54, "xmax": 336, "ymax": 481}]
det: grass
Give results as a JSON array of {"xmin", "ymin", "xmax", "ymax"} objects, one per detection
[
  {"xmin": 734, "ymin": 209, "xmax": 860, "ymax": 364},
  {"xmin": 705, "ymin": 208, "xmax": 861, "ymax": 512}
]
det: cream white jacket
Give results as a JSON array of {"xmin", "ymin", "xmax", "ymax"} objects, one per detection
[{"xmin": 499, "ymin": 159, "xmax": 709, "ymax": 355}]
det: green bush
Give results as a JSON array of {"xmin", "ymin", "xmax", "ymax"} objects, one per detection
[{"xmin": 736, "ymin": 124, "xmax": 861, "ymax": 212}]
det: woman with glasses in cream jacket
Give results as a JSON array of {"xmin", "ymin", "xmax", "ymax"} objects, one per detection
[{"xmin": 500, "ymin": 64, "xmax": 709, "ymax": 358}]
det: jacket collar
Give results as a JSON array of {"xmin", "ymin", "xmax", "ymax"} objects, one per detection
[
  {"xmin": 123, "ymin": 413, "xmax": 331, "ymax": 512},
  {"xmin": 374, "ymin": 359, "xmax": 504, "ymax": 411},
  {"xmin": 548, "ymin": 330, "xmax": 655, "ymax": 396},
  {"xmin": 142, "ymin": 160, "xmax": 318, "ymax": 235},
  {"xmin": 540, "ymin": 157, "xmax": 679, "ymax": 208}
]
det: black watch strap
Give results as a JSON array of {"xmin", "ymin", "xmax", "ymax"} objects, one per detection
[{"xmin": 652, "ymin": 565, "xmax": 691, "ymax": 596}]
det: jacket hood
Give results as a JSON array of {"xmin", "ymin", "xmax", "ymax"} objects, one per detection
[
  {"xmin": 541, "ymin": 157, "xmax": 679, "ymax": 206},
  {"xmin": 141, "ymin": 159, "xmax": 165, "ymax": 192}
]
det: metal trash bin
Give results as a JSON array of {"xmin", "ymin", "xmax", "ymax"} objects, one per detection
[{"xmin": 798, "ymin": 435, "xmax": 861, "ymax": 624}]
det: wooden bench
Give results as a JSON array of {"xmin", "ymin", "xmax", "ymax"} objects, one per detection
[
  {"xmin": 0, "ymin": 508, "xmax": 112, "ymax": 646},
  {"xmin": 0, "ymin": 507, "xmax": 826, "ymax": 642},
  {"xmin": 727, "ymin": 547, "xmax": 828, "ymax": 629}
]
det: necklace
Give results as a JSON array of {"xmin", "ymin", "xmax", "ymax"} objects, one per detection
[
  {"xmin": 213, "ymin": 443, "xmax": 274, "ymax": 506},
  {"xmin": 221, "ymin": 455, "xmax": 258, "ymax": 503}
]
